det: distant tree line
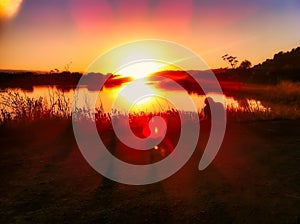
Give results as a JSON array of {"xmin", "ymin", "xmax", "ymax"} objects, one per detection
[
  {"xmin": 251, "ymin": 47, "xmax": 300, "ymax": 83},
  {"xmin": 217, "ymin": 47, "xmax": 300, "ymax": 83},
  {"xmin": 1, "ymin": 47, "xmax": 299, "ymax": 90},
  {"xmin": 0, "ymin": 72, "xmax": 133, "ymax": 91},
  {"xmin": 0, "ymin": 72, "xmax": 82, "ymax": 91}
]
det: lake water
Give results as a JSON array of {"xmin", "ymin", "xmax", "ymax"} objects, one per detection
[{"xmin": 0, "ymin": 79, "xmax": 270, "ymax": 115}]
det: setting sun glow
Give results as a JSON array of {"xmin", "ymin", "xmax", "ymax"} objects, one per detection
[{"xmin": 116, "ymin": 61, "xmax": 166, "ymax": 79}]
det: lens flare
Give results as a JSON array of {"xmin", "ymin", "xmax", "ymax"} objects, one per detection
[
  {"xmin": 73, "ymin": 40, "xmax": 226, "ymax": 185},
  {"xmin": 0, "ymin": 0, "xmax": 22, "ymax": 20}
]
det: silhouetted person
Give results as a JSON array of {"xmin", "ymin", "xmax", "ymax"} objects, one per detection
[
  {"xmin": 203, "ymin": 97, "xmax": 212, "ymax": 119},
  {"xmin": 203, "ymin": 97, "xmax": 225, "ymax": 121}
]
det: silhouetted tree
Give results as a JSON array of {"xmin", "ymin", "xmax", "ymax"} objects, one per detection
[
  {"xmin": 64, "ymin": 61, "xmax": 72, "ymax": 73},
  {"xmin": 222, "ymin": 54, "xmax": 239, "ymax": 68},
  {"xmin": 239, "ymin": 60, "xmax": 252, "ymax": 69},
  {"xmin": 50, "ymin": 68, "xmax": 60, "ymax": 74}
]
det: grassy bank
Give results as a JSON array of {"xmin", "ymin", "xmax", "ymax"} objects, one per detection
[{"xmin": 0, "ymin": 119, "xmax": 299, "ymax": 223}]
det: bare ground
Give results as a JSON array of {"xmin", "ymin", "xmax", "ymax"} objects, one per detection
[{"xmin": 0, "ymin": 119, "xmax": 299, "ymax": 223}]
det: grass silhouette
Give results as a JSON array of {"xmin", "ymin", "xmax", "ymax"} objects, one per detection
[{"xmin": 1, "ymin": 81, "xmax": 300, "ymax": 126}]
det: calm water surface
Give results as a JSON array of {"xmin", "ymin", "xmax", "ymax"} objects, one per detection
[{"xmin": 0, "ymin": 80, "xmax": 269, "ymax": 114}]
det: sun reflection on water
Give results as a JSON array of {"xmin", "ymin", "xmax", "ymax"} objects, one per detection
[{"xmin": 0, "ymin": 84, "xmax": 271, "ymax": 115}]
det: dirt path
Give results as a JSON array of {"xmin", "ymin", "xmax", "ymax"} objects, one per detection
[{"xmin": 0, "ymin": 120, "xmax": 299, "ymax": 223}]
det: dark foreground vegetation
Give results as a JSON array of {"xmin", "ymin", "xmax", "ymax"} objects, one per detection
[{"xmin": 0, "ymin": 117, "xmax": 299, "ymax": 223}]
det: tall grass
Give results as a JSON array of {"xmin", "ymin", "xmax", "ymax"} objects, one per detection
[
  {"xmin": 227, "ymin": 99, "xmax": 272, "ymax": 121},
  {"xmin": 257, "ymin": 81, "xmax": 300, "ymax": 120},
  {"xmin": 264, "ymin": 81, "xmax": 300, "ymax": 104},
  {"xmin": 226, "ymin": 81, "xmax": 300, "ymax": 121},
  {"xmin": 1, "ymin": 82, "xmax": 300, "ymax": 125},
  {"xmin": 0, "ymin": 89, "xmax": 71, "ymax": 124}
]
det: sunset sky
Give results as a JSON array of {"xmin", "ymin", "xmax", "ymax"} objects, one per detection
[{"xmin": 0, "ymin": 0, "xmax": 300, "ymax": 72}]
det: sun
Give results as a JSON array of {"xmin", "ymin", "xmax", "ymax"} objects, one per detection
[
  {"xmin": 118, "ymin": 79, "xmax": 156, "ymax": 105},
  {"xmin": 0, "ymin": 0, "xmax": 22, "ymax": 20},
  {"xmin": 116, "ymin": 61, "xmax": 166, "ymax": 79}
]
